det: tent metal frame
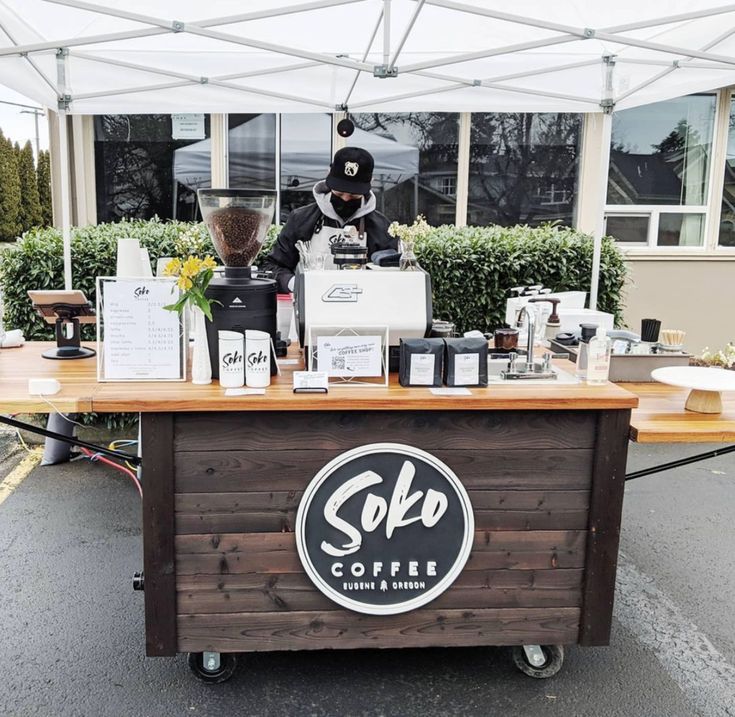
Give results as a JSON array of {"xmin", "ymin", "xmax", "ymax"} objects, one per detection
[{"xmin": 2, "ymin": 0, "xmax": 735, "ymax": 296}]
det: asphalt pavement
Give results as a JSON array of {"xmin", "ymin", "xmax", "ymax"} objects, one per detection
[{"xmin": 0, "ymin": 440, "xmax": 733, "ymax": 717}]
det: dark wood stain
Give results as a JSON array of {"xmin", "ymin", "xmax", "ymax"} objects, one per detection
[
  {"xmin": 579, "ymin": 409, "xmax": 631, "ymax": 646},
  {"xmin": 176, "ymin": 607, "xmax": 581, "ymax": 652},
  {"xmin": 141, "ymin": 413, "xmax": 177, "ymax": 657}
]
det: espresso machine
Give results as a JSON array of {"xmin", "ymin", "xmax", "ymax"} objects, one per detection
[
  {"xmin": 294, "ymin": 269, "xmax": 433, "ymax": 371},
  {"xmin": 198, "ymin": 189, "xmax": 278, "ymax": 378}
]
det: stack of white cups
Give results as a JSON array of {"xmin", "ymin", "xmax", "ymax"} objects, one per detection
[
  {"xmin": 218, "ymin": 331, "xmax": 245, "ymax": 388},
  {"xmin": 217, "ymin": 329, "xmax": 271, "ymax": 388},
  {"xmin": 245, "ymin": 330, "xmax": 271, "ymax": 388}
]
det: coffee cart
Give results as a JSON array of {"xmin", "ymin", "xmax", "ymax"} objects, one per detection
[{"xmin": 0, "ymin": 343, "xmax": 636, "ymax": 682}]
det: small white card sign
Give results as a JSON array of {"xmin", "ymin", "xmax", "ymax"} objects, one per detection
[
  {"xmin": 316, "ymin": 335, "xmax": 382, "ymax": 377},
  {"xmin": 97, "ymin": 277, "xmax": 185, "ymax": 381},
  {"xmin": 172, "ymin": 113, "xmax": 205, "ymax": 140}
]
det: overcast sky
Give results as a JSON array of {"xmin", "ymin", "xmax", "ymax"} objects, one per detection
[{"xmin": 0, "ymin": 86, "xmax": 49, "ymax": 158}]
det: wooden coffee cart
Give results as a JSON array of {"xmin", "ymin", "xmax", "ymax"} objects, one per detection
[{"xmin": 0, "ymin": 343, "xmax": 637, "ymax": 682}]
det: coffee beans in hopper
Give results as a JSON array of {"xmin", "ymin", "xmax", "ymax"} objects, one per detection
[{"xmin": 204, "ymin": 207, "xmax": 271, "ymax": 267}]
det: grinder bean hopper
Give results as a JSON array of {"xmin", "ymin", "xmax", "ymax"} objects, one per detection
[{"xmin": 198, "ymin": 188, "xmax": 278, "ymax": 377}]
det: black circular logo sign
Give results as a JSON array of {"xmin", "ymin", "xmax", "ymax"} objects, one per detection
[{"xmin": 295, "ymin": 443, "xmax": 474, "ymax": 615}]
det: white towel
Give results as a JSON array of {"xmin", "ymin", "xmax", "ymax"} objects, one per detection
[{"xmin": 1, "ymin": 329, "xmax": 25, "ymax": 348}]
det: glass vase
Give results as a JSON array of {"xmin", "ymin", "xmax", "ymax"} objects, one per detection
[
  {"xmin": 190, "ymin": 305, "xmax": 212, "ymax": 385},
  {"xmin": 399, "ymin": 238, "xmax": 419, "ymax": 271}
]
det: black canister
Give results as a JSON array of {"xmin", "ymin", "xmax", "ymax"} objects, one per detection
[{"xmin": 204, "ymin": 267, "xmax": 278, "ymax": 378}]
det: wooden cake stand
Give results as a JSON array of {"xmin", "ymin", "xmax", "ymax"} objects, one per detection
[{"xmin": 651, "ymin": 366, "xmax": 735, "ymax": 414}]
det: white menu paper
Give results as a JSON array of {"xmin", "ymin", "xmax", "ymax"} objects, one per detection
[{"xmin": 101, "ymin": 279, "xmax": 182, "ymax": 380}]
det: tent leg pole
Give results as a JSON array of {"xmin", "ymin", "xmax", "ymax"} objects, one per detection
[
  {"xmin": 58, "ymin": 114, "xmax": 73, "ymax": 290},
  {"xmin": 589, "ymin": 111, "xmax": 612, "ymax": 311}
]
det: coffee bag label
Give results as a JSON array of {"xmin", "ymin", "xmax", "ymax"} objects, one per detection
[
  {"xmin": 295, "ymin": 443, "xmax": 474, "ymax": 615},
  {"xmin": 453, "ymin": 353, "xmax": 479, "ymax": 385},
  {"xmin": 409, "ymin": 354, "xmax": 435, "ymax": 385}
]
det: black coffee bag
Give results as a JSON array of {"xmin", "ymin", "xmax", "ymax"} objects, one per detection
[
  {"xmin": 399, "ymin": 338, "xmax": 444, "ymax": 387},
  {"xmin": 444, "ymin": 337, "xmax": 488, "ymax": 387}
]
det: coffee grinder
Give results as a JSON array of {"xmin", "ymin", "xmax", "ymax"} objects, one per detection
[{"xmin": 197, "ymin": 188, "xmax": 278, "ymax": 378}]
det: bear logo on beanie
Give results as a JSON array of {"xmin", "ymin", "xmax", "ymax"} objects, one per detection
[{"xmin": 344, "ymin": 161, "xmax": 359, "ymax": 177}]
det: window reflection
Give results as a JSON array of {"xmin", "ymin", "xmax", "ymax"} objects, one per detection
[
  {"xmin": 228, "ymin": 114, "xmax": 276, "ymax": 191},
  {"xmin": 348, "ymin": 113, "xmax": 459, "ymax": 226},
  {"xmin": 718, "ymin": 95, "xmax": 735, "ymax": 247},
  {"xmin": 280, "ymin": 114, "xmax": 332, "ymax": 222},
  {"xmin": 657, "ymin": 213, "xmax": 705, "ymax": 247},
  {"xmin": 607, "ymin": 95, "xmax": 715, "ymax": 207},
  {"xmin": 467, "ymin": 113, "xmax": 581, "ymax": 227},
  {"xmin": 94, "ymin": 114, "xmax": 211, "ymax": 222}
]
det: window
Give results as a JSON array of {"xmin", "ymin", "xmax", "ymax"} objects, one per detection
[
  {"xmin": 467, "ymin": 113, "xmax": 582, "ymax": 227},
  {"xmin": 605, "ymin": 94, "xmax": 716, "ymax": 248},
  {"xmin": 348, "ymin": 113, "xmax": 459, "ymax": 225},
  {"xmin": 279, "ymin": 113, "xmax": 332, "ymax": 223},
  {"xmin": 718, "ymin": 94, "xmax": 735, "ymax": 247},
  {"xmin": 94, "ymin": 114, "xmax": 210, "ymax": 222},
  {"xmin": 440, "ymin": 176, "xmax": 456, "ymax": 196},
  {"xmin": 228, "ymin": 114, "xmax": 276, "ymax": 190}
]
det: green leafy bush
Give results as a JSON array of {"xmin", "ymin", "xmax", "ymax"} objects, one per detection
[
  {"xmin": 415, "ymin": 223, "xmax": 626, "ymax": 332},
  {"xmin": 0, "ymin": 218, "xmax": 279, "ymax": 342}
]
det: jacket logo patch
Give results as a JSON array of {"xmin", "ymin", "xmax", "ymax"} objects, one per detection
[{"xmin": 344, "ymin": 161, "xmax": 359, "ymax": 177}]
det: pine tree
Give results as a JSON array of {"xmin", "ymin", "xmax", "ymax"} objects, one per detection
[
  {"xmin": 37, "ymin": 149, "xmax": 52, "ymax": 226},
  {"xmin": 0, "ymin": 131, "xmax": 21, "ymax": 240},
  {"xmin": 17, "ymin": 140, "xmax": 42, "ymax": 232}
]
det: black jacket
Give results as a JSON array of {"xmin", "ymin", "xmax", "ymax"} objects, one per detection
[{"xmin": 261, "ymin": 203, "xmax": 397, "ymax": 293}]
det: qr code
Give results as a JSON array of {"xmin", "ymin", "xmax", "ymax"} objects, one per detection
[{"xmin": 331, "ymin": 356, "xmax": 345, "ymax": 370}]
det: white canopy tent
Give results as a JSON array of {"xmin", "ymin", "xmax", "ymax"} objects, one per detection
[
  {"xmin": 172, "ymin": 113, "xmax": 419, "ymax": 193},
  {"xmin": 2, "ymin": 1, "xmax": 735, "ymax": 303}
]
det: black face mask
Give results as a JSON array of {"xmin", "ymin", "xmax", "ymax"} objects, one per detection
[{"xmin": 330, "ymin": 193, "xmax": 362, "ymax": 220}]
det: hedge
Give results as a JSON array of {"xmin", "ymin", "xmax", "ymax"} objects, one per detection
[
  {"xmin": 414, "ymin": 223, "xmax": 627, "ymax": 332},
  {"xmin": 0, "ymin": 218, "xmax": 626, "ymax": 342}
]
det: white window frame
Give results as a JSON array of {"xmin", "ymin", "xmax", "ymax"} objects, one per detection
[
  {"xmin": 606, "ymin": 89, "xmax": 733, "ymax": 257},
  {"xmin": 603, "ymin": 205, "xmax": 709, "ymax": 250}
]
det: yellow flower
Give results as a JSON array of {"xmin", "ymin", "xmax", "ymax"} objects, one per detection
[
  {"xmin": 181, "ymin": 256, "xmax": 202, "ymax": 279},
  {"xmin": 177, "ymin": 275, "xmax": 193, "ymax": 291},
  {"xmin": 163, "ymin": 257, "xmax": 181, "ymax": 276},
  {"xmin": 202, "ymin": 255, "xmax": 217, "ymax": 270}
]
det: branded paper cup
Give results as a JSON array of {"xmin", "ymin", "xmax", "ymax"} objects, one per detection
[
  {"xmin": 218, "ymin": 330, "xmax": 244, "ymax": 388},
  {"xmin": 245, "ymin": 329, "xmax": 271, "ymax": 388}
]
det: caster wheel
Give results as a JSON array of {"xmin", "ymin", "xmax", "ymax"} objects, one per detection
[
  {"xmin": 187, "ymin": 652, "xmax": 238, "ymax": 683},
  {"xmin": 511, "ymin": 645, "xmax": 564, "ymax": 679}
]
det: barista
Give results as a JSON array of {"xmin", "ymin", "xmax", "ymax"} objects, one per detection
[{"xmin": 261, "ymin": 147, "xmax": 397, "ymax": 293}]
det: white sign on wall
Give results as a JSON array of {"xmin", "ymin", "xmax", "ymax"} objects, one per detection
[{"xmin": 172, "ymin": 113, "xmax": 205, "ymax": 140}]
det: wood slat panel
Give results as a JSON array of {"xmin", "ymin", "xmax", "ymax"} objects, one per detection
[
  {"xmin": 174, "ymin": 530, "xmax": 587, "ymax": 574},
  {"xmin": 141, "ymin": 413, "xmax": 177, "ymax": 657},
  {"xmin": 174, "ymin": 411, "xmax": 597, "ymax": 452},
  {"xmin": 176, "ymin": 569, "xmax": 584, "ymax": 614},
  {"xmin": 174, "ymin": 490, "xmax": 590, "ymax": 534},
  {"xmin": 174, "ymin": 449, "xmax": 595, "ymax": 493},
  {"xmin": 175, "ymin": 489, "xmax": 589, "ymax": 512},
  {"xmin": 175, "ymin": 509, "xmax": 589, "ymax": 534},
  {"xmin": 579, "ymin": 409, "xmax": 631, "ymax": 647},
  {"xmin": 176, "ymin": 607, "xmax": 581, "ymax": 652}
]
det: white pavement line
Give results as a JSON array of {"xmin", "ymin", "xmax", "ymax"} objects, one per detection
[
  {"xmin": 615, "ymin": 554, "xmax": 735, "ymax": 717},
  {"xmin": 0, "ymin": 448, "xmax": 42, "ymax": 507}
]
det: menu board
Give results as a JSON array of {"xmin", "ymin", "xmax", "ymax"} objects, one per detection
[{"xmin": 97, "ymin": 278, "xmax": 185, "ymax": 381}]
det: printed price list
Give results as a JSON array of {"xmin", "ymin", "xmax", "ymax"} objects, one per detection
[{"xmin": 102, "ymin": 279, "xmax": 182, "ymax": 380}]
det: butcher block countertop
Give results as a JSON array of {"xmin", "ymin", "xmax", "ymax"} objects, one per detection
[{"xmin": 0, "ymin": 342, "xmax": 638, "ymax": 413}]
